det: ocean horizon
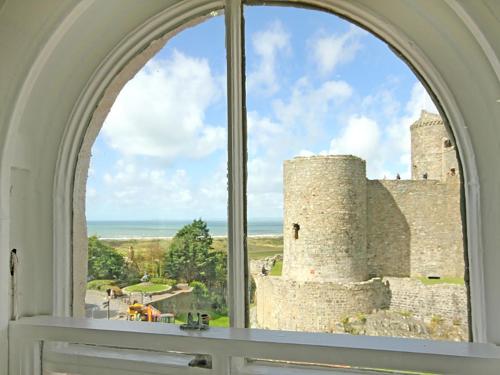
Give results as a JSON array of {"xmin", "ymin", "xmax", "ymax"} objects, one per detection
[{"xmin": 87, "ymin": 219, "xmax": 283, "ymax": 239}]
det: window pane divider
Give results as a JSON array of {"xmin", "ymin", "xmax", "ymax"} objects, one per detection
[{"xmin": 225, "ymin": 0, "xmax": 248, "ymax": 329}]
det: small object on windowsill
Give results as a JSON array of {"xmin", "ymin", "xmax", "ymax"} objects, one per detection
[
  {"xmin": 180, "ymin": 312, "xmax": 209, "ymax": 330},
  {"xmin": 189, "ymin": 354, "xmax": 212, "ymax": 369}
]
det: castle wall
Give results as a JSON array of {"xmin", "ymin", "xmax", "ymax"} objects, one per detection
[
  {"xmin": 385, "ymin": 277, "xmax": 468, "ymax": 334},
  {"xmin": 366, "ymin": 181, "xmax": 411, "ymax": 277},
  {"xmin": 283, "ymin": 156, "xmax": 368, "ymax": 282},
  {"xmin": 442, "ymin": 146, "xmax": 459, "ymax": 179},
  {"xmin": 411, "ymin": 116, "xmax": 451, "ymax": 180},
  {"xmin": 254, "ymin": 276, "xmax": 389, "ymax": 332},
  {"xmin": 254, "ymin": 276, "xmax": 467, "ymax": 336},
  {"xmin": 367, "ymin": 179, "xmax": 464, "ymax": 278}
]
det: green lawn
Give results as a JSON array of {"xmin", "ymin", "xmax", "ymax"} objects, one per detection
[
  {"xmin": 269, "ymin": 260, "xmax": 283, "ymax": 276},
  {"xmin": 124, "ymin": 283, "xmax": 170, "ymax": 293},
  {"xmin": 248, "ymin": 236, "xmax": 283, "ymax": 259},
  {"xmin": 417, "ymin": 276, "xmax": 464, "ymax": 285},
  {"xmin": 210, "ymin": 315, "xmax": 229, "ymax": 327}
]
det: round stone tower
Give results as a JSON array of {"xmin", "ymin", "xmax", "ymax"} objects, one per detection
[
  {"xmin": 411, "ymin": 110, "xmax": 458, "ymax": 180},
  {"xmin": 282, "ymin": 155, "xmax": 368, "ymax": 283}
]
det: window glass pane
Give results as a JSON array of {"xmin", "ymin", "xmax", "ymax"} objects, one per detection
[
  {"xmin": 245, "ymin": 5, "xmax": 469, "ymax": 342},
  {"xmin": 84, "ymin": 12, "xmax": 229, "ymax": 328}
]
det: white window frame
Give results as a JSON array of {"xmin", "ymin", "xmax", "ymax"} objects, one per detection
[{"xmin": 28, "ymin": 0, "xmax": 495, "ymax": 373}]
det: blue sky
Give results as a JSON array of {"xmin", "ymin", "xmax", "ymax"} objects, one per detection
[{"xmin": 86, "ymin": 6, "xmax": 437, "ymax": 221}]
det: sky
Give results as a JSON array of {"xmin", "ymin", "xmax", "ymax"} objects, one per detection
[{"xmin": 86, "ymin": 6, "xmax": 437, "ymax": 221}]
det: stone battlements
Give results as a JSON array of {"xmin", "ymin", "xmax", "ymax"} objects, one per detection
[{"xmin": 254, "ymin": 112, "xmax": 465, "ymax": 334}]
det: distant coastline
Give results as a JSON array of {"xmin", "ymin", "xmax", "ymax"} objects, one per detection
[
  {"xmin": 87, "ymin": 219, "xmax": 283, "ymax": 239},
  {"xmin": 98, "ymin": 234, "xmax": 283, "ymax": 241}
]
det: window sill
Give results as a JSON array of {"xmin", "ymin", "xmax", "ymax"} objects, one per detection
[{"xmin": 9, "ymin": 316, "xmax": 500, "ymax": 374}]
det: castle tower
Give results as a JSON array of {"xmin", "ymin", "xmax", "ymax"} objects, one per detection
[
  {"xmin": 410, "ymin": 110, "xmax": 459, "ymax": 180},
  {"xmin": 283, "ymin": 155, "xmax": 369, "ymax": 282}
]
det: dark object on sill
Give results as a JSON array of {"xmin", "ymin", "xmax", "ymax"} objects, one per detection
[
  {"xmin": 10, "ymin": 249, "xmax": 18, "ymax": 276},
  {"xmin": 180, "ymin": 312, "xmax": 208, "ymax": 331},
  {"xmin": 427, "ymin": 275, "xmax": 441, "ymax": 280},
  {"xmin": 189, "ymin": 354, "xmax": 212, "ymax": 369}
]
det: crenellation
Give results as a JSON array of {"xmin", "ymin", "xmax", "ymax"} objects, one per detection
[{"xmin": 254, "ymin": 112, "xmax": 467, "ymax": 337}]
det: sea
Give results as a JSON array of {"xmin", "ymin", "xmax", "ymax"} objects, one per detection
[{"xmin": 87, "ymin": 219, "xmax": 283, "ymax": 239}]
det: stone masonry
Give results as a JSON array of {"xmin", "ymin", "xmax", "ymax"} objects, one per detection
[{"xmin": 255, "ymin": 111, "xmax": 467, "ymax": 336}]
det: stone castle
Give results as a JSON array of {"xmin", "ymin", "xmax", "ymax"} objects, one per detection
[{"xmin": 254, "ymin": 111, "xmax": 467, "ymax": 337}]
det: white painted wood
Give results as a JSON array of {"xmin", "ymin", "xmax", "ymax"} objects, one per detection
[
  {"xmin": 43, "ymin": 343, "xmax": 207, "ymax": 375},
  {"xmin": 226, "ymin": 0, "xmax": 248, "ymax": 330},
  {"xmin": 1, "ymin": 1, "xmax": 500, "ymax": 374},
  {"xmin": 10, "ymin": 317, "xmax": 500, "ymax": 374},
  {"xmin": 9, "ymin": 337, "xmax": 41, "ymax": 375}
]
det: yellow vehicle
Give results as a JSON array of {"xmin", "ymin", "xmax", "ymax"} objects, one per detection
[{"xmin": 127, "ymin": 302, "xmax": 161, "ymax": 322}]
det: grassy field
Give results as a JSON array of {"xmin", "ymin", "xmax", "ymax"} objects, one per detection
[
  {"xmin": 270, "ymin": 260, "xmax": 283, "ymax": 276},
  {"xmin": 104, "ymin": 238, "xmax": 171, "ymax": 258},
  {"xmin": 102, "ymin": 236, "xmax": 283, "ymax": 261},
  {"xmin": 123, "ymin": 283, "xmax": 170, "ymax": 293},
  {"xmin": 417, "ymin": 276, "xmax": 464, "ymax": 285}
]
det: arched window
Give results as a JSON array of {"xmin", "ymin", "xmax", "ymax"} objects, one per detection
[
  {"xmin": 9, "ymin": 1, "xmax": 500, "ymax": 374},
  {"xmin": 80, "ymin": 0, "xmax": 470, "ymax": 350}
]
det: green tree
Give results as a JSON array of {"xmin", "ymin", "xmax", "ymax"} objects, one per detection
[
  {"xmin": 164, "ymin": 219, "xmax": 213, "ymax": 283},
  {"xmin": 164, "ymin": 220, "xmax": 228, "ymax": 314},
  {"xmin": 88, "ymin": 236, "xmax": 126, "ymax": 280},
  {"xmin": 190, "ymin": 281, "xmax": 210, "ymax": 309}
]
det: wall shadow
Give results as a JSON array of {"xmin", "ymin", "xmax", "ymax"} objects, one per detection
[{"xmin": 367, "ymin": 180, "xmax": 411, "ymax": 278}]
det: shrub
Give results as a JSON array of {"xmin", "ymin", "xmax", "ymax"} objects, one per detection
[
  {"xmin": 356, "ymin": 312, "xmax": 367, "ymax": 324},
  {"xmin": 190, "ymin": 281, "xmax": 210, "ymax": 309},
  {"xmin": 398, "ymin": 310, "xmax": 412, "ymax": 318},
  {"xmin": 88, "ymin": 236, "xmax": 126, "ymax": 280},
  {"xmin": 87, "ymin": 279, "xmax": 118, "ymax": 291},
  {"xmin": 108, "ymin": 285, "xmax": 123, "ymax": 297}
]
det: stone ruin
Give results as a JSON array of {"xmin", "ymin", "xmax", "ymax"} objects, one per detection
[{"xmin": 253, "ymin": 111, "xmax": 468, "ymax": 339}]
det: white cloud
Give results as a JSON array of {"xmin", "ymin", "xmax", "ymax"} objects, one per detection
[
  {"xmin": 386, "ymin": 82, "xmax": 438, "ymax": 177},
  {"xmin": 88, "ymin": 157, "xmax": 229, "ymax": 220},
  {"xmin": 295, "ymin": 82, "xmax": 438, "ymax": 179},
  {"xmin": 99, "ymin": 160, "xmax": 193, "ymax": 208},
  {"xmin": 406, "ymin": 82, "xmax": 437, "ymax": 118},
  {"xmin": 248, "ymin": 157, "xmax": 282, "ymax": 194},
  {"xmin": 245, "ymin": 77, "xmax": 353, "ymax": 217},
  {"xmin": 247, "ymin": 111, "xmax": 285, "ymax": 158},
  {"xmin": 310, "ymin": 26, "xmax": 363, "ymax": 75},
  {"xmin": 247, "ymin": 21, "xmax": 291, "ymax": 95},
  {"xmin": 247, "ymin": 157, "xmax": 283, "ymax": 218},
  {"xmin": 329, "ymin": 115, "xmax": 383, "ymax": 176},
  {"xmin": 102, "ymin": 50, "xmax": 225, "ymax": 161},
  {"xmin": 273, "ymin": 77, "xmax": 352, "ymax": 136}
]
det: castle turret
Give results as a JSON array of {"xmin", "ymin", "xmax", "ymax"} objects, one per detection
[
  {"xmin": 410, "ymin": 110, "xmax": 459, "ymax": 181},
  {"xmin": 283, "ymin": 155, "xmax": 368, "ymax": 282}
]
